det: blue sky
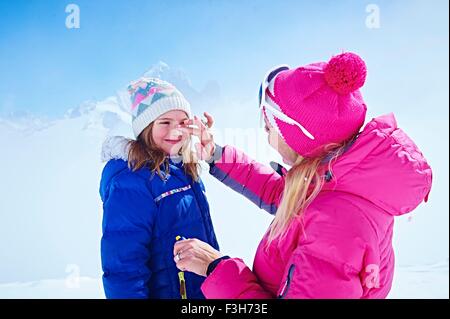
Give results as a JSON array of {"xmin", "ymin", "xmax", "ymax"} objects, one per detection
[{"xmin": 0, "ymin": 0, "xmax": 448, "ymax": 120}]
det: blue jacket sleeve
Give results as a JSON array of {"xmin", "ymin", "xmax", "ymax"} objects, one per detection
[{"xmin": 101, "ymin": 183, "xmax": 156, "ymax": 299}]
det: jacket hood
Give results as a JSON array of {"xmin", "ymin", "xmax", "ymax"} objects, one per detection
[
  {"xmin": 101, "ymin": 136, "xmax": 132, "ymax": 163},
  {"xmin": 99, "ymin": 136, "xmax": 133, "ymax": 201},
  {"xmin": 322, "ymin": 113, "xmax": 432, "ymax": 216}
]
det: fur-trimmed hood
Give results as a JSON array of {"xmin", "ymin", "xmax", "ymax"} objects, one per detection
[{"xmin": 101, "ymin": 136, "xmax": 132, "ymax": 163}]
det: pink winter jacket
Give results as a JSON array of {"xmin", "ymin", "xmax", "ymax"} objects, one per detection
[{"xmin": 201, "ymin": 113, "xmax": 432, "ymax": 299}]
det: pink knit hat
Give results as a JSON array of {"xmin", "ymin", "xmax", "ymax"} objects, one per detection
[{"xmin": 262, "ymin": 52, "xmax": 368, "ymax": 158}]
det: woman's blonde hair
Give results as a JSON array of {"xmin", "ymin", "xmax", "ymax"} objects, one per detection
[
  {"xmin": 266, "ymin": 137, "xmax": 356, "ymax": 245},
  {"xmin": 127, "ymin": 123, "xmax": 200, "ymax": 181}
]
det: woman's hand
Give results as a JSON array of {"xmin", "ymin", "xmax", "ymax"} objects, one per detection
[
  {"xmin": 173, "ymin": 238, "xmax": 222, "ymax": 277},
  {"xmin": 180, "ymin": 112, "xmax": 216, "ymax": 162}
]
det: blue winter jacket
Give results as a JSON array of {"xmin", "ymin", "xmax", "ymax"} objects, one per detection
[{"xmin": 99, "ymin": 140, "xmax": 219, "ymax": 299}]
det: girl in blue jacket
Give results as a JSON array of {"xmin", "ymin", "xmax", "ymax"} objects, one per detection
[{"xmin": 99, "ymin": 77, "xmax": 219, "ymax": 299}]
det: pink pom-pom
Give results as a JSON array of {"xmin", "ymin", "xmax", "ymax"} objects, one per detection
[{"xmin": 324, "ymin": 52, "xmax": 367, "ymax": 95}]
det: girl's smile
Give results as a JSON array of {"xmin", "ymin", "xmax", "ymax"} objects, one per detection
[
  {"xmin": 164, "ymin": 138, "xmax": 183, "ymax": 145},
  {"xmin": 152, "ymin": 110, "xmax": 189, "ymax": 155}
]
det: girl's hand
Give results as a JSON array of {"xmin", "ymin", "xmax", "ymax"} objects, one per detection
[
  {"xmin": 173, "ymin": 238, "xmax": 222, "ymax": 277},
  {"xmin": 180, "ymin": 112, "xmax": 215, "ymax": 162}
]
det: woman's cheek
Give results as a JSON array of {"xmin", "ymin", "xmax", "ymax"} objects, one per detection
[
  {"xmin": 152, "ymin": 127, "xmax": 166, "ymax": 143},
  {"xmin": 268, "ymin": 131, "xmax": 279, "ymax": 149}
]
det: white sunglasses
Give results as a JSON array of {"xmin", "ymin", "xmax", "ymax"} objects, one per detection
[{"xmin": 259, "ymin": 65, "xmax": 315, "ymax": 140}]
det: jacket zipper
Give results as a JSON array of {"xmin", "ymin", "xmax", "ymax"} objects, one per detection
[{"xmin": 277, "ymin": 264, "xmax": 295, "ymax": 299}]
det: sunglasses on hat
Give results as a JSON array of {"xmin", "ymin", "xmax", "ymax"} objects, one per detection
[{"xmin": 258, "ymin": 65, "xmax": 315, "ymax": 140}]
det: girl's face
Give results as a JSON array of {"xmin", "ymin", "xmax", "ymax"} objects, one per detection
[
  {"xmin": 264, "ymin": 115, "xmax": 300, "ymax": 166},
  {"xmin": 152, "ymin": 110, "xmax": 190, "ymax": 156}
]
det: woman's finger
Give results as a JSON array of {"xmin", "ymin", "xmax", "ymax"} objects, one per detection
[
  {"xmin": 193, "ymin": 116, "xmax": 208, "ymax": 131},
  {"xmin": 175, "ymin": 257, "xmax": 191, "ymax": 272},
  {"xmin": 174, "ymin": 256, "xmax": 185, "ymax": 270},
  {"xmin": 185, "ymin": 114, "xmax": 212, "ymax": 132},
  {"xmin": 180, "ymin": 117, "xmax": 206, "ymax": 134},
  {"xmin": 173, "ymin": 238, "xmax": 195, "ymax": 256},
  {"xmin": 177, "ymin": 125, "xmax": 191, "ymax": 140},
  {"xmin": 203, "ymin": 112, "xmax": 214, "ymax": 129},
  {"xmin": 178, "ymin": 126, "xmax": 201, "ymax": 138},
  {"xmin": 181, "ymin": 118, "xmax": 202, "ymax": 130}
]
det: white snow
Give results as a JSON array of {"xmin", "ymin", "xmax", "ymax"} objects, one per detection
[
  {"xmin": 0, "ymin": 277, "xmax": 104, "ymax": 299},
  {"xmin": 388, "ymin": 259, "xmax": 449, "ymax": 299},
  {"xmin": 0, "ymin": 63, "xmax": 447, "ymax": 299}
]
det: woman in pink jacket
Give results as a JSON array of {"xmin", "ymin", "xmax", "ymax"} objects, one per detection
[{"xmin": 173, "ymin": 52, "xmax": 433, "ymax": 299}]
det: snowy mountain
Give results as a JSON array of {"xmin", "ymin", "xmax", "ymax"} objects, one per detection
[{"xmin": 0, "ymin": 62, "xmax": 447, "ymax": 298}]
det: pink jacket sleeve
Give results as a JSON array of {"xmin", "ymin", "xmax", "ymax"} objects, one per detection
[
  {"xmin": 201, "ymin": 246, "xmax": 366, "ymax": 299},
  {"xmin": 209, "ymin": 144, "xmax": 285, "ymax": 215},
  {"xmin": 201, "ymin": 258, "xmax": 274, "ymax": 299}
]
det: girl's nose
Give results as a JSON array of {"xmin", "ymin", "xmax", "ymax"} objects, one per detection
[{"xmin": 170, "ymin": 127, "xmax": 184, "ymax": 137}]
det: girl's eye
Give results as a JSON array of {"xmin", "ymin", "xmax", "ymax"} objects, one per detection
[{"xmin": 159, "ymin": 122, "xmax": 170, "ymax": 125}]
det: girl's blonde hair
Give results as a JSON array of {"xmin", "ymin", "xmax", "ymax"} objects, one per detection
[
  {"xmin": 266, "ymin": 137, "xmax": 355, "ymax": 245},
  {"xmin": 127, "ymin": 123, "xmax": 200, "ymax": 181}
]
